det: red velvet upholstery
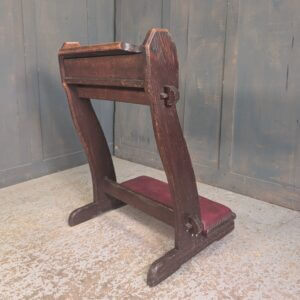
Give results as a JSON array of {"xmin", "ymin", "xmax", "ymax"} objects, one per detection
[{"xmin": 121, "ymin": 176, "xmax": 234, "ymax": 233}]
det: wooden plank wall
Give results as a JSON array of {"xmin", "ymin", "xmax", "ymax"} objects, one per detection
[
  {"xmin": 115, "ymin": 0, "xmax": 300, "ymax": 210},
  {"xmin": 0, "ymin": 0, "xmax": 114, "ymax": 188},
  {"xmin": 1, "ymin": 0, "xmax": 299, "ymax": 210}
]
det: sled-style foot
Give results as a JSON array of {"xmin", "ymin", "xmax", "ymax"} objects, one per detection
[
  {"xmin": 147, "ymin": 248, "xmax": 182, "ymax": 287},
  {"xmin": 147, "ymin": 218, "xmax": 235, "ymax": 287},
  {"xmin": 68, "ymin": 202, "xmax": 103, "ymax": 226}
]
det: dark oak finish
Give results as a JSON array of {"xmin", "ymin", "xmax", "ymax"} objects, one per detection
[
  {"xmin": 63, "ymin": 54, "xmax": 145, "ymax": 86},
  {"xmin": 103, "ymin": 177, "xmax": 174, "ymax": 227},
  {"xmin": 76, "ymin": 86, "xmax": 149, "ymax": 105},
  {"xmin": 59, "ymin": 41, "xmax": 143, "ymax": 58},
  {"xmin": 59, "ymin": 28, "xmax": 235, "ymax": 286},
  {"xmin": 60, "ymin": 85, "xmax": 124, "ymax": 227}
]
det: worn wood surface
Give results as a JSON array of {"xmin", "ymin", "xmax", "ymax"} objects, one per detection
[
  {"xmin": 0, "ymin": 0, "xmax": 114, "ymax": 188},
  {"xmin": 64, "ymin": 54, "xmax": 145, "ymax": 86},
  {"xmin": 59, "ymin": 28, "xmax": 235, "ymax": 286},
  {"xmin": 115, "ymin": 0, "xmax": 300, "ymax": 210},
  {"xmin": 103, "ymin": 177, "xmax": 174, "ymax": 227},
  {"xmin": 59, "ymin": 41, "xmax": 142, "ymax": 58}
]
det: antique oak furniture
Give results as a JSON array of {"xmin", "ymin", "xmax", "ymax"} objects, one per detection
[{"xmin": 58, "ymin": 28, "xmax": 236, "ymax": 286}]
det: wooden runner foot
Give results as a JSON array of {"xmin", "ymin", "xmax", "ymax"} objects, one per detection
[
  {"xmin": 68, "ymin": 203, "xmax": 103, "ymax": 226},
  {"xmin": 147, "ymin": 219, "xmax": 234, "ymax": 286}
]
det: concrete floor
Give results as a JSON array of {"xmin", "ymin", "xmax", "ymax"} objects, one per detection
[{"xmin": 0, "ymin": 157, "xmax": 299, "ymax": 299}]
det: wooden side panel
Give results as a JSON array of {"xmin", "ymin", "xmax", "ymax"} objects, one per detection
[
  {"xmin": 114, "ymin": 0, "xmax": 164, "ymax": 165},
  {"xmin": 63, "ymin": 54, "xmax": 145, "ymax": 82}
]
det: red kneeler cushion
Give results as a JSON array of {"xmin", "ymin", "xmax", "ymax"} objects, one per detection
[{"xmin": 121, "ymin": 176, "xmax": 234, "ymax": 234}]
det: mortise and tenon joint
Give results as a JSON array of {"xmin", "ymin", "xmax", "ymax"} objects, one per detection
[{"xmin": 160, "ymin": 85, "xmax": 179, "ymax": 107}]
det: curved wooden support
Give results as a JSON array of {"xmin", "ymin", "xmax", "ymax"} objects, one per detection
[
  {"xmin": 62, "ymin": 84, "xmax": 124, "ymax": 226},
  {"xmin": 143, "ymin": 29, "xmax": 235, "ymax": 286},
  {"xmin": 144, "ymin": 29, "xmax": 202, "ymax": 249}
]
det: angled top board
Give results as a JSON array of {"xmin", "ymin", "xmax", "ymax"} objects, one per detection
[{"xmin": 59, "ymin": 41, "xmax": 143, "ymax": 58}]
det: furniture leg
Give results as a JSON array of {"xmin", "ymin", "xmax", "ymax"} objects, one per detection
[{"xmin": 63, "ymin": 84, "xmax": 124, "ymax": 226}]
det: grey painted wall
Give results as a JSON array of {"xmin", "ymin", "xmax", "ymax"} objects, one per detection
[
  {"xmin": 114, "ymin": 0, "xmax": 300, "ymax": 210},
  {"xmin": 0, "ymin": 0, "xmax": 115, "ymax": 188},
  {"xmin": 1, "ymin": 0, "xmax": 299, "ymax": 211}
]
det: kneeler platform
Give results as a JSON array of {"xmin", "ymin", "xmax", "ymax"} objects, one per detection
[
  {"xmin": 58, "ymin": 28, "xmax": 235, "ymax": 286},
  {"xmin": 121, "ymin": 176, "xmax": 234, "ymax": 236}
]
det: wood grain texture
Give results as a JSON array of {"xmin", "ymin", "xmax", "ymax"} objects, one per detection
[
  {"xmin": 76, "ymin": 86, "xmax": 149, "ymax": 105},
  {"xmin": 103, "ymin": 177, "xmax": 174, "ymax": 226},
  {"xmin": 63, "ymin": 53, "xmax": 145, "ymax": 86},
  {"xmin": 59, "ymin": 27, "xmax": 235, "ymax": 286},
  {"xmin": 61, "ymin": 85, "xmax": 124, "ymax": 226}
]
